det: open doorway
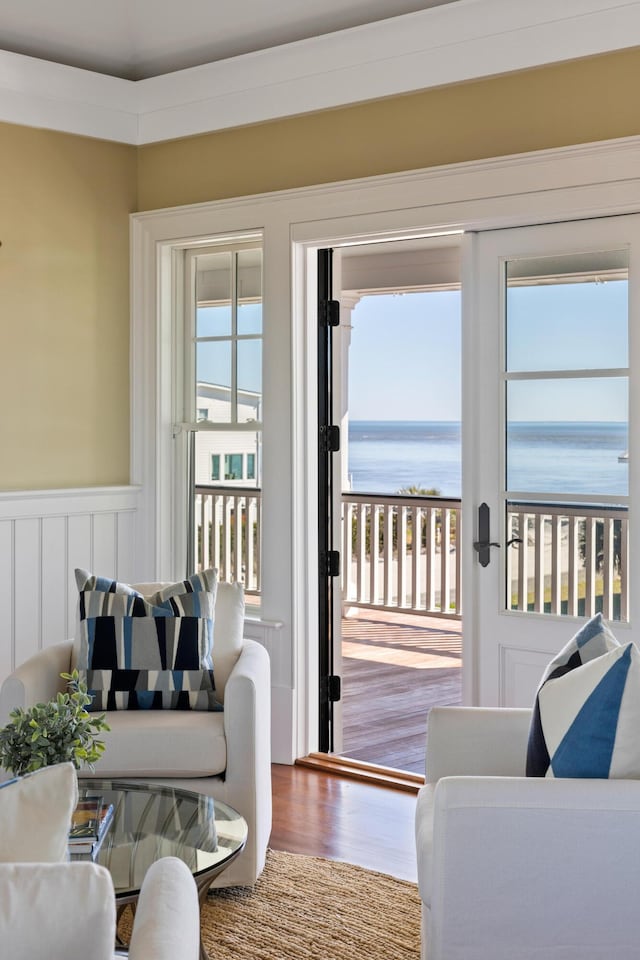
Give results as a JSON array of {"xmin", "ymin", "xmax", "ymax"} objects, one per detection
[{"xmin": 320, "ymin": 237, "xmax": 464, "ymax": 775}]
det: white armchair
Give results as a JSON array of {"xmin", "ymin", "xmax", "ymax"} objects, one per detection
[
  {"xmin": 415, "ymin": 706, "xmax": 640, "ymax": 960},
  {"xmin": 0, "ymin": 856, "xmax": 199, "ymax": 960},
  {"xmin": 0, "ymin": 582, "xmax": 272, "ymax": 888}
]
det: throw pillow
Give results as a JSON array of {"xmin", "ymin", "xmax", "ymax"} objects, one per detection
[
  {"xmin": 526, "ymin": 613, "xmax": 640, "ymax": 778},
  {"xmin": 0, "ymin": 762, "xmax": 78, "ymax": 862},
  {"xmin": 75, "ymin": 568, "xmax": 222, "ymax": 711}
]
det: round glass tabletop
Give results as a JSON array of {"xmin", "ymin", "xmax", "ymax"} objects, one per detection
[{"xmin": 76, "ymin": 778, "xmax": 248, "ymax": 899}]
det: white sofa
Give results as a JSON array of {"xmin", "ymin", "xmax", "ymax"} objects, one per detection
[
  {"xmin": 415, "ymin": 705, "xmax": 640, "ymax": 960},
  {"xmin": 0, "ymin": 581, "xmax": 272, "ymax": 888},
  {"xmin": 0, "ymin": 856, "xmax": 200, "ymax": 960}
]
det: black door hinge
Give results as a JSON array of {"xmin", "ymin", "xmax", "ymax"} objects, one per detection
[
  {"xmin": 320, "ymin": 424, "xmax": 340, "ymax": 453},
  {"xmin": 320, "ymin": 550, "xmax": 340, "ymax": 577},
  {"xmin": 319, "ymin": 299, "xmax": 340, "ymax": 327},
  {"xmin": 327, "ymin": 675, "xmax": 341, "ymax": 703}
]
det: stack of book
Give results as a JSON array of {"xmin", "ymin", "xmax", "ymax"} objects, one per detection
[{"xmin": 68, "ymin": 795, "xmax": 114, "ymax": 860}]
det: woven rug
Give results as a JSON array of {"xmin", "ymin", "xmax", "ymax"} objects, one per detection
[{"xmin": 201, "ymin": 849, "xmax": 421, "ymax": 960}]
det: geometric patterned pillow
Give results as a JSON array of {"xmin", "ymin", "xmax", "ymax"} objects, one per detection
[
  {"xmin": 75, "ymin": 568, "xmax": 222, "ymax": 712},
  {"xmin": 526, "ymin": 612, "xmax": 640, "ymax": 778}
]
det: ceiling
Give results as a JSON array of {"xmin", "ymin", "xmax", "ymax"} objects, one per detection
[{"xmin": 0, "ymin": 0, "xmax": 461, "ymax": 80}]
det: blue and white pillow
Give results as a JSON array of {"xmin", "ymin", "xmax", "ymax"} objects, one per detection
[
  {"xmin": 527, "ymin": 613, "xmax": 640, "ymax": 779},
  {"xmin": 76, "ymin": 568, "xmax": 222, "ymax": 711}
]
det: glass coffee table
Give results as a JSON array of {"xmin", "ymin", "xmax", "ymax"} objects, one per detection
[{"xmin": 77, "ymin": 779, "xmax": 247, "ymax": 958}]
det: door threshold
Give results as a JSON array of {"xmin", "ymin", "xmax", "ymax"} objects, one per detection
[{"xmin": 295, "ymin": 753, "xmax": 424, "ymax": 794}]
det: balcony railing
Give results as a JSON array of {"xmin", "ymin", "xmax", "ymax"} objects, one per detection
[
  {"xmin": 194, "ymin": 487, "xmax": 628, "ymax": 622},
  {"xmin": 194, "ymin": 485, "xmax": 261, "ymax": 595},
  {"xmin": 507, "ymin": 501, "xmax": 628, "ymax": 621},
  {"xmin": 342, "ymin": 493, "xmax": 462, "ymax": 618}
]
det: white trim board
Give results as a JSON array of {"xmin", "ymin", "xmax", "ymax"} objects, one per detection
[{"xmin": 2, "ymin": 0, "xmax": 640, "ymax": 145}]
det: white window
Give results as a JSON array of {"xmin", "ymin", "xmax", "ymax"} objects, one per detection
[{"xmin": 182, "ymin": 240, "xmax": 263, "ymax": 597}]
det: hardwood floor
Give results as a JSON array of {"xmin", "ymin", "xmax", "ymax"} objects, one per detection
[
  {"xmin": 270, "ymin": 763, "xmax": 418, "ymax": 884},
  {"xmin": 341, "ymin": 610, "xmax": 462, "ymax": 774}
]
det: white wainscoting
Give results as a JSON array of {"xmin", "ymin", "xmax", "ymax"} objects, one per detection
[{"xmin": 0, "ymin": 486, "xmax": 141, "ymax": 685}]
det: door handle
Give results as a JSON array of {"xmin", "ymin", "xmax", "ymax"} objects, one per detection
[{"xmin": 473, "ymin": 503, "xmax": 523, "ymax": 566}]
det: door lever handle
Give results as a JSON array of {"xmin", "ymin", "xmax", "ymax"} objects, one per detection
[
  {"xmin": 474, "ymin": 502, "xmax": 500, "ymax": 567},
  {"xmin": 506, "ymin": 536, "xmax": 523, "ymax": 547}
]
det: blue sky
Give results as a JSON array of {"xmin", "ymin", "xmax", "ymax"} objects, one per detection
[
  {"xmin": 349, "ymin": 291, "xmax": 461, "ymax": 421},
  {"xmin": 349, "ymin": 281, "xmax": 628, "ymax": 422}
]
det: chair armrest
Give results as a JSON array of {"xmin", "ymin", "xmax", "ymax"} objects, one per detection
[
  {"xmin": 425, "ymin": 706, "xmax": 532, "ymax": 782},
  {"xmin": 223, "ymin": 639, "xmax": 272, "ymax": 845},
  {"xmin": 128, "ymin": 857, "xmax": 199, "ymax": 960},
  {"xmin": 429, "ymin": 776, "xmax": 640, "ymax": 960},
  {"xmin": 0, "ymin": 862, "xmax": 115, "ymax": 960},
  {"xmin": 0, "ymin": 641, "xmax": 73, "ymax": 724}
]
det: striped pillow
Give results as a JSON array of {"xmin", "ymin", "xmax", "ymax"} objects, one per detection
[{"xmin": 75, "ymin": 568, "xmax": 222, "ymax": 711}]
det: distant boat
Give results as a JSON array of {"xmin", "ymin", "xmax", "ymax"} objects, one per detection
[{"xmin": 619, "ymin": 451, "xmax": 629, "ymax": 463}]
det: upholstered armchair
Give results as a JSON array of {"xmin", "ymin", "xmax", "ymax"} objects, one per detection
[
  {"xmin": 0, "ymin": 856, "xmax": 200, "ymax": 960},
  {"xmin": 415, "ymin": 705, "xmax": 640, "ymax": 960},
  {"xmin": 0, "ymin": 580, "xmax": 271, "ymax": 888}
]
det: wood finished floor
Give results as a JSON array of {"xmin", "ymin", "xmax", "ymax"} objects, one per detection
[
  {"xmin": 270, "ymin": 763, "xmax": 418, "ymax": 884},
  {"xmin": 341, "ymin": 610, "xmax": 462, "ymax": 774}
]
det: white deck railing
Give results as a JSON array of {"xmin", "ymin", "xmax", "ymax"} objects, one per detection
[
  {"xmin": 194, "ymin": 487, "xmax": 628, "ymax": 622},
  {"xmin": 194, "ymin": 485, "xmax": 261, "ymax": 595},
  {"xmin": 342, "ymin": 493, "xmax": 462, "ymax": 618},
  {"xmin": 507, "ymin": 501, "xmax": 628, "ymax": 621}
]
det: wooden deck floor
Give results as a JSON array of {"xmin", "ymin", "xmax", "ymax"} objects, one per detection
[{"xmin": 341, "ymin": 609, "xmax": 462, "ymax": 775}]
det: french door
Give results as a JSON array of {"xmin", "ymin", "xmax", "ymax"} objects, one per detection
[{"xmin": 466, "ymin": 215, "xmax": 640, "ymax": 706}]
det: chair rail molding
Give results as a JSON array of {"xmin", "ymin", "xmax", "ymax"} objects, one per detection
[{"xmin": 0, "ymin": 485, "xmax": 140, "ymax": 685}]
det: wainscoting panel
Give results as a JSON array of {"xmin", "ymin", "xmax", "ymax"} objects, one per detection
[
  {"xmin": 500, "ymin": 644, "xmax": 551, "ymax": 707},
  {"xmin": 0, "ymin": 486, "xmax": 141, "ymax": 683}
]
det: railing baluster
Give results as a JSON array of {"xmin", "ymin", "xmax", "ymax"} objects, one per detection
[
  {"xmin": 397, "ymin": 505, "xmax": 407, "ymax": 608},
  {"xmin": 551, "ymin": 514, "xmax": 562, "ymax": 615},
  {"xmin": 584, "ymin": 516, "xmax": 596, "ymax": 618},
  {"xmin": 534, "ymin": 513, "xmax": 544, "ymax": 613},
  {"xmin": 383, "ymin": 505, "xmax": 393, "ymax": 607},
  {"xmin": 412, "ymin": 506, "xmax": 422, "ymax": 611},
  {"xmin": 425, "ymin": 506, "xmax": 435, "ymax": 613},
  {"xmin": 620, "ymin": 517, "xmax": 629, "ymax": 622},
  {"xmin": 357, "ymin": 502, "xmax": 367, "ymax": 603},
  {"xmin": 370, "ymin": 504, "xmax": 381, "ymax": 606},
  {"xmin": 440, "ymin": 508, "xmax": 451, "ymax": 614},
  {"xmin": 602, "ymin": 516, "xmax": 614, "ymax": 620},
  {"xmin": 567, "ymin": 515, "xmax": 578, "ymax": 617},
  {"xmin": 517, "ymin": 512, "xmax": 528, "ymax": 611},
  {"xmin": 453, "ymin": 507, "xmax": 461, "ymax": 615}
]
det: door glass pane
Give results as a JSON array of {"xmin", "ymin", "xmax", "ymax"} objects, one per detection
[
  {"xmin": 504, "ymin": 249, "xmax": 629, "ymax": 622},
  {"xmin": 196, "ymin": 252, "xmax": 232, "ymax": 337},
  {"xmin": 506, "ymin": 378, "xmax": 628, "ymax": 497},
  {"xmin": 196, "ymin": 341, "xmax": 231, "ymax": 423},
  {"xmin": 506, "ymin": 251, "xmax": 628, "ymax": 371}
]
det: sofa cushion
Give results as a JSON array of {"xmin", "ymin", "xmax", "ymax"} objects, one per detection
[
  {"xmin": 0, "ymin": 762, "xmax": 78, "ymax": 862},
  {"xmin": 0, "ymin": 861, "xmax": 116, "ymax": 960},
  {"xmin": 88, "ymin": 709, "xmax": 227, "ymax": 777},
  {"xmin": 527, "ymin": 613, "xmax": 640, "ymax": 778},
  {"xmin": 75, "ymin": 568, "xmax": 222, "ymax": 711}
]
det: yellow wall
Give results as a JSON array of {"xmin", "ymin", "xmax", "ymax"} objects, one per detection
[
  {"xmin": 138, "ymin": 49, "xmax": 640, "ymax": 210},
  {"xmin": 0, "ymin": 123, "xmax": 136, "ymax": 490},
  {"xmin": 5, "ymin": 48, "xmax": 640, "ymax": 490}
]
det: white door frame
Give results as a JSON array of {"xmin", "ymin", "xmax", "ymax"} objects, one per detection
[{"xmin": 131, "ymin": 135, "xmax": 640, "ymax": 763}]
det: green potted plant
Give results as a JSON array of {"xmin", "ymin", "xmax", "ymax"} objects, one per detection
[{"xmin": 0, "ymin": 670, "xmax": 110, "ymax": 777}]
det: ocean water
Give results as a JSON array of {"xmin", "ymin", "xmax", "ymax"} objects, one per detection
[{"xmin": 348, "ymin": 420, "xmax": 628, "ymax": 498}]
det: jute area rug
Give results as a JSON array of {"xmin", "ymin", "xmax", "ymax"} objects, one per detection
[{"xmin": 201, "ymin": 849, "xmax": 421, "ymax": 960}]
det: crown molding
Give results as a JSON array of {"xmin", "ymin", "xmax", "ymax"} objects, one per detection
[{"xmin": 0, "ymin": 0, "xmax": 639, "ymax": 146}]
